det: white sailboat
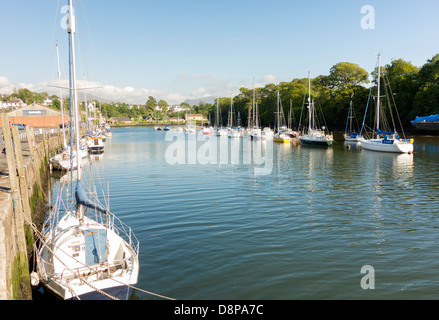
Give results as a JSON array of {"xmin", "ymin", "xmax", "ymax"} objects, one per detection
[
  {"xmin": 247, "ymin": 80, "xmax": 263, "ymax": 140},
  {"xmin": 35, "ymin": 0, "xmax": 139, "ymax": 300},
  {"xmin": 214, "ymin": 98, "xmax": 227, "ymax": 136},
  {"xmin": 344, "ymin": 98, "xmax": 364, "ymax": 142},
  {"xmin": 299, "ymin": 73, "xmax": 334, "ymax": 146},
  {"xmin": 262, "ymin": 127, "xmax": 274, "ymax": 139},
  {"xmin": 227, "ymin": 97, "xmax": 241, "ymax": 138},
  {"xmin": 273, "ymin": 91, "xmax": 291, "ymax": 143},
  {"xmin": 87, "ymin": 136, "xmax": 105, "ymax": 154},
  {"xmin": 360, "ymin": 54, "xmax": 414, "ymax": 153},
  {"xmin": 50, "ymin": 44, "xmax": 83, "ymax": 171}
]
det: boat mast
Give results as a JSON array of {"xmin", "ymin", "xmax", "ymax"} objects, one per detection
[
  {"xmin": 308, "ymin": 72, "xmax": 311, "ymax": 132},
  {"xmin": 230, "ymin": 97, "xmax": 234, "ymax": 128},
  {"xmin": 56, "ymin": 44, "xmax": 67, "ymax": 149},
  {"xmin": 376, "ymin": 53, "xmax": 381, "ymax": 136},
  {"xmin": 248, "ymin": 78, "xmax": 254, "ymax": 129},
  {"xmin": 68, "ymin": 0, "xmax": 83, "ymax": 219},
  {"xmin": 252, "ymin": 82, "xmax": 256, "ymax": 128},
  {"xmin": 216, "ymin": 98, "xmax": 219, "ymax": 128},
  {"xmin": 276, "ymin": 90, "xmax": 280, "ymax": 132},
  {"xmin": 83, "ymin": 73, "xmax": 89, "ymax": 132}
]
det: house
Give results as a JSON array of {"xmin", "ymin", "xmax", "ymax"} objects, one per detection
[
  {"xmin": 107, "ymin": 117, "xmax": 132, "ymax": 124},
  {"xmin": 184, "ymin": 114, "xmax": 205, "ymax": 122},
  {"xmin": 143, "ymin": 115, "xmax": 156, "ymax": 121},
  {"xmin": 0, "ymin": 103, "xmax": 70, "ymax": 128},
  {"xmin": 168, "ymin": 105, "xmax": 188, "ymax": 113},
  {"xmin": 0, "ymin": 99, "xmax": 26, "ymax": 109},
  {"xmin": 42, "ymin": 98, "xmax": 53, "ymax": 106}
]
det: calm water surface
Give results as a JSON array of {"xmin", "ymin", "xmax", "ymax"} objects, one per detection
[{"xmin": 54, "ymin": 127, "xmax": 439, "ymax": 299}]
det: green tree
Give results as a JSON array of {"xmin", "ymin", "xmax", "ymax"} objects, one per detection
[
  {"xmin": 384, "ymin": 58, "xmax": 419, "ymax": 125},
  {"xmin": 158, "ymin": 99, "xmax": 168, "ymax": 111},
  {"xmin": 412, "ymin": 54, "xmax": 439, "ymax": 120},
  {"xmin": 146, "ymin": 96, "xmax": 157, "ymax": 112}
]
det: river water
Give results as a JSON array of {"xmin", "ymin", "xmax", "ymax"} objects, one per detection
[{"xmin": 46, "ymin": 127, "xmax": 439, "ymax": 299}]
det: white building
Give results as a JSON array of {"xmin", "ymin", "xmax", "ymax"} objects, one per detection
[
  {"xmin": 0, "ymin": 99, "xmax": 26, "ymax": 109},
  {"xmin": 42, "ymin": 98, "xmax": 53, "ymax": 106},
  {"xmin": 168, "ymin": 105, "xmax": 188, "ymax": 113}
]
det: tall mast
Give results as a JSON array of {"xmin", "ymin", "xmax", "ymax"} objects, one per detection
[
  {"xmin": 216, "ymin": 98, "xmax": 218, "ymax": 128},
  {"xmin": 252, "ymin": 81, "xmax": 255, "ymax": 127},
  {"xmin": 248, "ymin": 78, "xmax": 254, "ymax": 129},
  {"xmin": 68, "ymin": 0, "xmax": 83, "ymax": 219},
  {"xmin": 308, "ymin": 71, "xmax": 311, "ymax": 131},
  {"xmin": 230, "ymin": 96, "xmax": 233, "ymax": 127},
  {"xmin": 83, "ymin": 73, "xmax": 89, "ymax": 131},
  {"xmin": 376, "ymin": 53, "xmax": 381, "ymax": 134},
  {"xmin": 56, "ymin": 44, "xmax": 66, "ymax": 149},
  {"xmin": 276, "ymin": 90, "xmax": 280, "ymax": 132}
]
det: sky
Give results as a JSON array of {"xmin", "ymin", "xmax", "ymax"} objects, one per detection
[{"xmin": 1, "ymin": 0, "xmax": 438, "ymax": 105}]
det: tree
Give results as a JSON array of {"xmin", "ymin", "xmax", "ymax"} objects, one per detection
[
  {"xmin": 412, "ymin": 54, "xmax": 439, "ymax": 119},
  {"xmin": 384, "ymin": 59, "xmax": 419, "ymax": 125},
  {"xmin": 146, "ymin": 96, "xmax": 157, "ymax": 112},
  {"xmin": 326, "ymin": 62, "xmax": 369, "ymax": 93},
  {"xmin": 180, "ymin": 102, "xmax": 191, "ymax": 109},
  {"xmin": 158, "ymin": 99, "xmax": 168, "ymax": 111}
]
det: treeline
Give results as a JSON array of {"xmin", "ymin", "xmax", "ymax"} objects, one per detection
[
  {"xmin": 6, "ymin": 53, "xmax": 439, "ymax": 130},
  {"xmin": 6, "ymin": 88, "xmax": 54, "ymax": 104},
  {"xmin": 201, "ymin": 53, "xmax": 439, "ymax": 131}
]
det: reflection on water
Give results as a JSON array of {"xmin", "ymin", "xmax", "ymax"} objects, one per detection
[{"xmin": 45, "ymin": 129, "xmax": 439, "ymax": 299}]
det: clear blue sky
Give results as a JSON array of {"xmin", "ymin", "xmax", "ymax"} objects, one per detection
[{"xmin": 1, "ymin": 0, "xmax": 438, "ymax": 104}]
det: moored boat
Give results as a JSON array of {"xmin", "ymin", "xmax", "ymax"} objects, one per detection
[
  {"xmin": 360, "ymin": 54, "xmax": 413, "ymax": 154},
  {"xmin": 299, "ymin": 73, "xmax": 333, "ymax": 147},
  {"xmin": 35, "ymin": 1, "xmax": 139, "ymax": 300}
]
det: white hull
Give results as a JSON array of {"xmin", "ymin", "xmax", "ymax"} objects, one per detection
[
  {"xmin": 50, "ymin": 151, "xmax": 80, "ymax": 171},
  {"xmin": 360, "ymin": 138, "xmax": 413, "ymax": 153},
  {"xmin": 37, "ymin": 214, "xmax": 139, "ymax": 300},
  {"xmin": 202, "ymin": 128, "xmax": 213, "ymax": 135},
  {"xmin": 344, "ymin": 134, "xmax": 364, "ymax": 142},
  {"xmin": 228, "ymin": 131, "xmax": 241, "ymax": 138},
  {"xmin": 87, "ymin": 138, "xmax": 105, "ymax": 154},
  {"xmin": 216, "ymin": 129, "xmax": 228, "ymax": 136},
  {"xmin": 262, "ymin": 128, "xmax": 274, "ymax": 140}
]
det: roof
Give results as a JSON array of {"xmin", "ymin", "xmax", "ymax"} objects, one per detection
[{"xmin": 7, "ymin": 103, "xmax": 64, "ymax": 117}]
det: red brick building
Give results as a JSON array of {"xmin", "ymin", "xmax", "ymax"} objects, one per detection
[{"xmin": 0, "ymin": 103, "xmax": 70, "ymax": 128}]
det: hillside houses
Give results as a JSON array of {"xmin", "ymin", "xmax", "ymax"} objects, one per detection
[{"xmin": 0, "ymin": 99, "xmax": 26, "ymax": 109}]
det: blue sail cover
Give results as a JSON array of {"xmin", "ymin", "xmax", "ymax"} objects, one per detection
[
  {"xmin": 377, "ymin": 129, "xmax": 395, "ymax": 135},
  {"xmin": 411, "ymin": 114, "xmax": 439, "ymax": 123},
  {"xmin": 75, "ymin": 180, "xmax": 108, "ymax": 214}
]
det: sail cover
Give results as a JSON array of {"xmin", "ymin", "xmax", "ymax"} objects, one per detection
[
  {"xmin": 377, "ymin": 129, "xmax": 395, "ymax": 135},
  {"xmin": 75, "ymin": 180, "xmax": 108, "ymax": 214}
]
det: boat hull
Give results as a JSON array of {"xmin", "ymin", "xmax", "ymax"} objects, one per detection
[
  {"xmin": 361, "ymin": 139, "xmax": 413, "ymax": 153},
  {"xmin": 300, "ymin": 137, "xmax": 333, "ymax": 146},
  {"xmin": 37, "ymin": 214, "xmax": 139, "ymax": 300},
  {"xmin": 89, "ymin": 146, "xmax": 104, "ymax": 154},
  {"xmin": 41, "ymin": 276, "xmax": 136, "ymax": 300}
]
